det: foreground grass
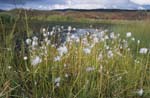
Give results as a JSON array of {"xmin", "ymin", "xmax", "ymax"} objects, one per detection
[
  {"xmin": 0, "ymin": 11, "xmax": 150, "ymax": 97},
  {"xmin": 0, "ymin": 25, "xmax": 150, "ymax": 98},
  {"xmin": 110, "ymin": 20, "xmax": 150, "ymax": 47}
]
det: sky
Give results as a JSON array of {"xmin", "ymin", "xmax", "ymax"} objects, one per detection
[{"xmin": 0, "ymin": 0, "xmax": 150, "ymax": 10}]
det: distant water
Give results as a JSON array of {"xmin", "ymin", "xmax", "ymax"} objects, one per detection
[
  {"xmin": 59, "ymin": 28, "xmax": 103, "ymax": 44},
  {"xmin": 76, "ymin": 28, "xmax": 101, "ymax": 35}
]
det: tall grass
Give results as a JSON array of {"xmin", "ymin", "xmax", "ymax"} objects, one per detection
[
  {"xmin": 0, "ymin": 11, "xmax": 150, "ymax": 98},
  {"xmin": 110, "ymin": 20, "xmax": 150, "ymax": 47}
]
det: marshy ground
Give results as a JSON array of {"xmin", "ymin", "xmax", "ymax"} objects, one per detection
[{"xmin": 0, "ymin": 9, "xmax": 150, "ymax": 98}]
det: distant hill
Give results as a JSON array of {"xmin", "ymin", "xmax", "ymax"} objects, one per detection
[
  {"xmin": 0, "ymin": 9, "xmax": 5, "ymax": 12},
  {"xmin": 52, "ymin": 8, "xmax": 150, "ymax": 12},
  {"xmin": 4, "ymin": 8, "xmax": 150, "ymax": 20},
  {"xmin": 9, "ymin": 8, "xmax": 150, "ymax": 12}
]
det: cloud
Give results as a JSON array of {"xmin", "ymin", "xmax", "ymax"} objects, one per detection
[
  {"xmin": 0, "ymin": 0, "xmax": 67, "ymax": 10},
  {"xmin": 130, "ymin": 0, "xmax": 150, "ymax": 5},
  {"xmin": 54, "ymin": 0, "xmax": 138, "ymax": 9},
  {"xmin": 138, "ymin": 6, "xmax": 145, "ymax": 10},
  {"xmin": 0, "ymin": 0, "xmax": 150, "ymax": 10},
  {"xmin": 0, "ymin": 3, "xmax": 15, "ymax": 10},
  {"xmin": 0, "ymin": 0, "xmax": 66, "ymax": 5},
  {"xmin": 0, "ymin": 0, "xmax": 38, "ymax": 4}
]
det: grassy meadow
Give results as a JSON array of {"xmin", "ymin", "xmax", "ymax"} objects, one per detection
[{"xmin": 0, "ymin": 9, "xmax": 150, "ymax": 98}]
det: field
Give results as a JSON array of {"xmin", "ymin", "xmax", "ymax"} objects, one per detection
[{"xmin": 0, "ymin": 9, "xmax": 150, "ymax": 98}]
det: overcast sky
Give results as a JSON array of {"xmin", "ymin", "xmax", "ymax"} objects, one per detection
[{"xmin": 0, "ymin": 0, "xmax": 150, "ymax": 10}]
